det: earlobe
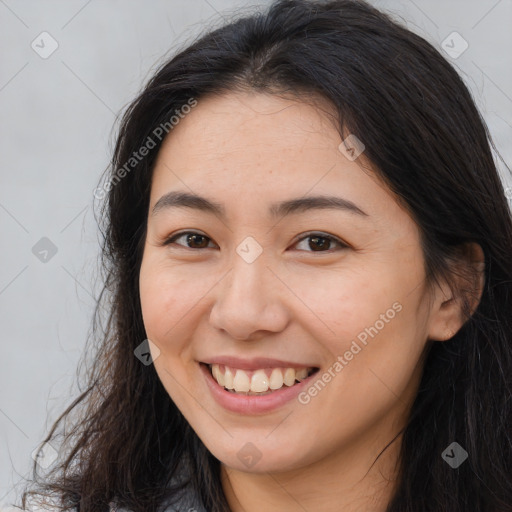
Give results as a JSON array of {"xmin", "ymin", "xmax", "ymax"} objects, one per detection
[
  {"xmin": 443, "ymin": 328, "xmax": 456, "ymax": 340},
  {"xmin": 427, "ymin": 242, "xmax": 485, "ymax": 342}
]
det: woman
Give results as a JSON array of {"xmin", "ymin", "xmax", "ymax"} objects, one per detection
[{"xmin": 20, "ymin": 0, "xmax": 512, "ymax": 510}]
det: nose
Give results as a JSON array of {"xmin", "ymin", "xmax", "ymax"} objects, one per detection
[{"xmin": 208, "ymin": 252, "xmax": 290, "ymax": 341}]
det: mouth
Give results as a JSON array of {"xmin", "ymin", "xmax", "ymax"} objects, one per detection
[{"xmin": 202, "ymin": 362, "xmax": 320, "ymax": 396}]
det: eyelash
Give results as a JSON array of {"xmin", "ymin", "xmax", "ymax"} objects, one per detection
[{"xmin": 162, "ymin": 230, "xmax": 349, "ymax": 253}]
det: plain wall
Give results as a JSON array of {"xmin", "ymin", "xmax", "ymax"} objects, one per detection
[{"xmin": 1, "ymin": 0, "xmax": 511, "ymax": 507}]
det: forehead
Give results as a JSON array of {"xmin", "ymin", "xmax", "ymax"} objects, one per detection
[
  {"xmin": 148, "ymin": 91, "xmax": 410, "ymax": 232},
  {"xmin": 154, "ymin": 91, "xmax": 342, "ymax": 170},
  {"xmin": 153, "ymin": 92, "xmax": 354, "ymax": 183}
]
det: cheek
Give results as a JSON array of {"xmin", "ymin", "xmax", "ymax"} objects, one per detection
[
  {"xmin": 287, "ymin": 265, "xmax": 427, "ymax": 398},
  {"xmin": 295, "ymin": 305, "xmax": 426, "ymax": 452},
  {"xmin": 139, "ymin": 260, "xmax": 192, "ymax": 345},
  {"xmin": 138, "ymin": 257, "xmax": 223, "ymax": 365},
  {"xmin": 139, "ymin": 261, "xmax": 201, "ymax": 409},
  {"xmin": 283, "ymin": 265, "xmax": 401, "ymax": 346}
]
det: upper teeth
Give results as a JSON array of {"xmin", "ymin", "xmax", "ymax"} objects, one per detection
[{"xmin": 210, "ymin": 364, "xmax": 313, "ymax": 393}]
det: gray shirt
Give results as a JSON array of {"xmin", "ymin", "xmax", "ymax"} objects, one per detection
[{"xmin": 109, "ymin": 482, "xmax": 208, "ymax": 512}]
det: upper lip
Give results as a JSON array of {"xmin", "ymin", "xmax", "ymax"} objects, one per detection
[{"xmin": 200, "ymin": 356, "xmax": 318, "ymax": 371}]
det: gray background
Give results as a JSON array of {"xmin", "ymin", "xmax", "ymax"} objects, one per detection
[{"xmin": 1, "ymin": 0, "xmax": 511, "ymax": 508}]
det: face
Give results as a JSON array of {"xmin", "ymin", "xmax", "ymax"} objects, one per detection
[{"xmin": 139, "ymin": 91, "xmax": 444, "ymax": 475}]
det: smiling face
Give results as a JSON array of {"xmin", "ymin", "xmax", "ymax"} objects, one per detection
[{"xmin": 138, "ymin": 91, "xmax": 451, "ymax": 478}]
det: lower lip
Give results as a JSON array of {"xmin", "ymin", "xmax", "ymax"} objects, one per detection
[{"xmin": 200, "ymin": 363, "xmax": 319, "ymax": 415}]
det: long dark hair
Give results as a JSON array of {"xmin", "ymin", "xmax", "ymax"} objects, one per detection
[{"xmin": 19, "ymin": 0, "xmax": 512, "ymax": 510}]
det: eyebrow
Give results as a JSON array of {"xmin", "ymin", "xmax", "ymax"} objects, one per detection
[{"xmin": 151, "ymin": 191, "xmax": 369, "ymax": 219}]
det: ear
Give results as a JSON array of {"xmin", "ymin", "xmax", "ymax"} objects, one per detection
[{"xmin": 427, "ymin": 242, "xmax": 485, "ymax": 342}]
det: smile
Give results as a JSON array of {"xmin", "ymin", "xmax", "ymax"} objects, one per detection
[
  {"xmin": 208, "ymin": 363, "xmax": 317, "ymax": 395},
  {"xmin": 199, "ymin": 362, "xmax": 320, "ymax": 414}
]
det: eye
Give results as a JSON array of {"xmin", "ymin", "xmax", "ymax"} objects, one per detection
[
  {"xmin": 162, "ymin": 230, "xmax": 348, "ymax": 252},
  {"xmin": 293, "ymin": 232, "xmax": 348, "ymax": 252},
  {"xmin": 163, "ymin": 231, "xmax": 216, "ymax": 250}
]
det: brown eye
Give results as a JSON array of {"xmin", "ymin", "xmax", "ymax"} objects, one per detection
[
  {"xmin": 294, "ymin": 232, "xmax": 347, "ymax": 252},
  {"xmin": 308, "ymin": 236, "xmax": 331, "ymax": 251},
  {"xmin": 164, "ymin": 231, "xmax": 215, "ymax": 249},
  {"xmin": 185, "ymin": 233, "xmax": 210, "ymax": 248}
]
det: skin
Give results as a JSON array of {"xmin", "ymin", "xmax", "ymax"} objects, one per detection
[{"xmin": 138, "ymin": 91, "xmax": 484, "ymax": 511}]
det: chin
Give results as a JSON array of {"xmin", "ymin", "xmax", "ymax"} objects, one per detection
[{"xmin": 203, "ymin": 434, "xmax": 315, "ymax": 474}]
